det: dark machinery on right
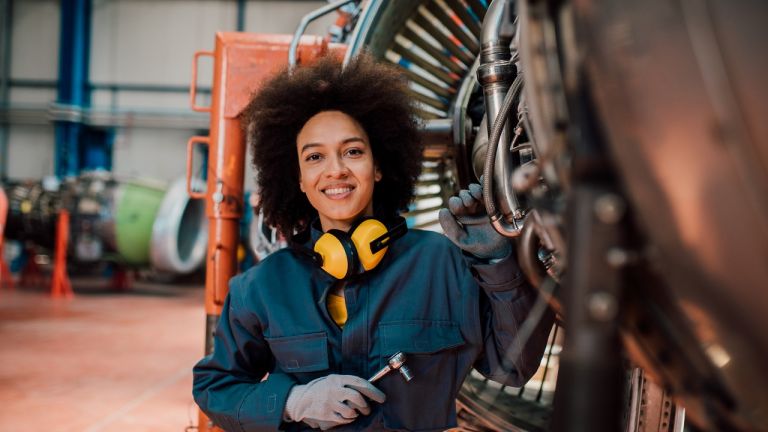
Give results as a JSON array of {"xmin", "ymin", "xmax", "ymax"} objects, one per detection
[{"xmin": 518, "ymin": 1, "xmax": 768, "ymax": 430}]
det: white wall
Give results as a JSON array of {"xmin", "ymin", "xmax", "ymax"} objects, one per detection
[
  {"xmin": 5, "ymin": 0, "xmax": 59, "ymax": 179},
  {"xmin": 5, "ymin": 0, "xmax": 336, "ymax": 183},
  {"xmin": 9, "ymin": 0, "xmax": 59, "ymax": 83},
  {"xmin": 7, "ymin": 125, "xmax": 55, "ymax": 178},
  {"xmin": 112, "ymin": 128, "xmax": 193, "ymax": 181}
]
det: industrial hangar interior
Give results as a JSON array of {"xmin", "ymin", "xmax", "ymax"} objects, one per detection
[{"xmin": 1, "ymin": 0, "xmax": 766, "ymax": 431}]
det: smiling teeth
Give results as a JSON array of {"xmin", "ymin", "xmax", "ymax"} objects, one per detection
[{"xmin": 325, "ymin": 187, "xmax": 352, "ymax": 195}]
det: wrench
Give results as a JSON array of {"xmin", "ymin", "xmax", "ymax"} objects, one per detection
[{"xmin": 368, "ymin": 352, "xmax": 414, "ymax": 383}]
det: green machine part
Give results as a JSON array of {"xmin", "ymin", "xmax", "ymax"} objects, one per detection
[{"xmin": 114, "ymin": 181, "xmax": 166, "ymax": 265}]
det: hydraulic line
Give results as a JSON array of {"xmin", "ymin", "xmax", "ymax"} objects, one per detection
[{"xmin": 482, "ymin": 74, "xmax": 523, "ymax": 232}]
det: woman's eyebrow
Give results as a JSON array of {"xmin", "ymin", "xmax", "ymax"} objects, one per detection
[
  {"xmin": 300, "ymin": 142, "xmax": 322, "ymax": 153},
  {"xmin": 300, "ymin": 136, "xmax": 366, "ymax": 153},
  {"xmin": 341, "ymin": 136, "xmax": 366, "ymax": 145}
]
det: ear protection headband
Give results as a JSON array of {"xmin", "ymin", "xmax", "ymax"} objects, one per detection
[{"xmin": 305, "ymin": 217, "xmax": 407, "ymax": 280}]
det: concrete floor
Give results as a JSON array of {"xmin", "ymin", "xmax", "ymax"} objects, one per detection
[{"xmin": 0, "ymin": 278, "xmax": 206, "ymax": 432}]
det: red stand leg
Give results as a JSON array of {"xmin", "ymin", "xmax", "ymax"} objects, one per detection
[
  {"xmin": 51, "ymin": 210, "xmax": 73, "ymax": 298},
  {"xmin": 111, "ymin": 268, "xmax": 132, "ymax": 291},
  {"xmin": 0, "ymin": 187, "xmax": 13, "ymax": 290},
  {"xmin": 20, "ymin": 250, "xmax": 45, "ymax": 289},
  {"xmin": 0, "ymin": 255, "xmax": 13, "ymax": 290}
]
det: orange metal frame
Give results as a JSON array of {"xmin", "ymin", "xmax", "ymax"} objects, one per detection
[
  {"xmin": 188, "ymin": 32, "xmax": 346, "ymax": 432},
  {"xmin": 51, "ymin": 209, "xmax": 73, "ymax": 298}
]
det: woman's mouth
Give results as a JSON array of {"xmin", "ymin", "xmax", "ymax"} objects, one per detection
[{"xmin": 323, "ymin": 186, "xmax": 354, "ymax": 199}]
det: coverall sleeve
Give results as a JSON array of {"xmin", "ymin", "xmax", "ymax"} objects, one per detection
[
  {"xmin": 192, "ymin": 275, "xmax": 296, "ymax": 432},
  {"xmin": 467, "ymin": 250, "xmax": 555, "ymax": 387}
]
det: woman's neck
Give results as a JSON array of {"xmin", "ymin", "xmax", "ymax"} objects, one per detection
[{"xmin": 319, "ymin": 218, "xmax": 354, "ymax": 233}]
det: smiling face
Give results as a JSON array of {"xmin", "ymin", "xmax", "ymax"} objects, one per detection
[{"xmin": 297, "ymin": 110, "xmax": 382, "ymax": 232}]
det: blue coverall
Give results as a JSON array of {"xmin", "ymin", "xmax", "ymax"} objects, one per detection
[{"xmin": 193, "ymin": 227, "xmax": 554, "ymax": 431}]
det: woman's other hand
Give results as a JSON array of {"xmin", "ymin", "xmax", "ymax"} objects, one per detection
[{"xmin": 438, "ymin": 182, "xmax": 512, "ymax": 260}]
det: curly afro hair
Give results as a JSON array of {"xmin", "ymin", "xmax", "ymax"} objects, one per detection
[{"xmin": 243, "ymin": 53, "xmax": 424, "ymax": 237}]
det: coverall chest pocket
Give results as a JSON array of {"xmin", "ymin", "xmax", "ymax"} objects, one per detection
[
  {"xmin": 266, "ymin": 332, "xmax": 330, "ymax": 383},
  {"xmin": 377, "ymin": 321, "xmax": 465, "ymax": 431}
]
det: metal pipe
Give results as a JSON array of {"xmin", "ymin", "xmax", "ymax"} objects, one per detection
[
  {"xmin": 288, "ymin": 0, "xmax": 355, "ymax": 68},
  {"xmin": 341, "ymin": 0, "xmax": 383, "ymax": 64},
  {"xmin": 422, "ymin": 118, "xmax": 453, "ymax": 148},
  {"xmin": 480, "ymin": 0, "xmax": 512, "ymax": 48},
  {"xmin": 519, "ymin": 211, "xmax": 545, "ymax": 287},
  {"xmin": 482, "ymin": 76, "xmax": 522, "ymax": 237},
  {"xmin": 536, "ymin": 324, "xmax": 559, "ymax": 402},
  {"xmin": 420, "ymin": 117, "xmax": 454, "ymax": 157},
  {"xmin": 8, "ymin": 79, "xmax": 212, "ymax": 95},
  {"xmin": 626, "ymin": 368, "xmax": 642, "ymax": 431},
  {"xmin": 454, "ymin": 56, "xmax": 481, "ymax": 187},
  {"xmin": 0, "ymin": 104, "xmax": 209, "ymax": 129},
  {"xmin": 91, "ymin": 82, "xmax": 212, "ymax": 94},
  {"xmin": 673, "ymin": 407, "xmax": 686, "ymax": 432},
  {"xmin": 8, "ymin": 78, "xmax": 56, "ymax": 88},
  {"xmin": 478, "ymin": 0, "xmax": 522, "ymax": 237}
]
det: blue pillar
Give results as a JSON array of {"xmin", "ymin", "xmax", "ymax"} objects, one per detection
[
  {"xmin": 236, "ymin": 0, "xmax": 246, "ymax": 31},
  {"xmin": 55, "ymin": 0, "xmax": 111, "ymax": 177}
]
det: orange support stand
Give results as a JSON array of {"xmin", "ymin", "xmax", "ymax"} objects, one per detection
[
  {"xmin": 50, "ymin": 209, "xmax": 73, "ymax": 298},
  {"xmin": 189, "ymin": 32, "xmax": 345, "ymax": 432},
  {"xmin": 0, "ymin": 187, "xmax": 13, "ymax": 290}
]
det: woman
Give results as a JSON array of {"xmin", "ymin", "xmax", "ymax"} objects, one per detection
[{"xmin": 193, "ymin": 54, "xmax": 554, "ymax": 431}]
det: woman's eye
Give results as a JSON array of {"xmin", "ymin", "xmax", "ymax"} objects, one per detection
[
  {"xmin": 346, "ymin": 148, "xmax": 364, "ymax": 157},
  {"xmin": 305, "ymin": 153, "xmax": 322, "ymax": 162}
]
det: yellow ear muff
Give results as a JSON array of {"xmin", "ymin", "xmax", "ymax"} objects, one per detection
[
  {"xmin": 314, "ymin": 233, "xmax": 350, "ymax": 279},
  {"xmin": 350, "ymin": 218, "xmax": 389, "ymax": 271}
]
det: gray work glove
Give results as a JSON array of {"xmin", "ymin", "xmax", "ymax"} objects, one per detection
[
  {"xmin": 284, "ymin": 374, "xmax": 386, "ymax": 430},
  {"xmin": 438, "ymin": 182, "xmax": 512, "ymax": 260}
]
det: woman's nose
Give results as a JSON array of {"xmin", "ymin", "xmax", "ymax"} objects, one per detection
[{"xmin": 325, "ymin": 155, "xmax": 349, "ymax": 177}]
